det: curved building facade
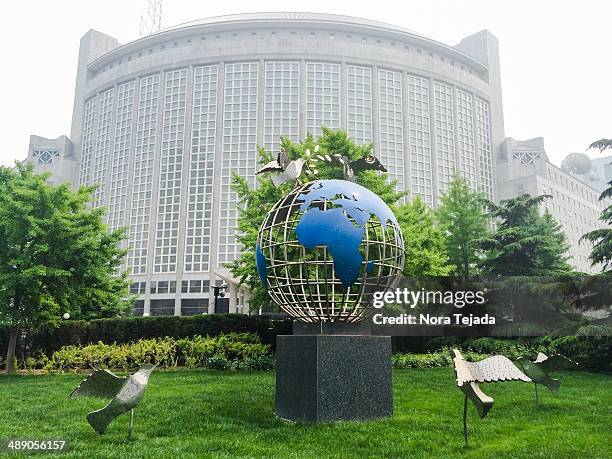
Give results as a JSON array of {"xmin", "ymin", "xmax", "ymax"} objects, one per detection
[{"xmin": 27, "ymin": 13, "xmax": 506, "ymax": 315}]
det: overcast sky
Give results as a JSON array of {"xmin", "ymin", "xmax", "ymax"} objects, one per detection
[{"xmin": 1, "ymin": 0, "xmax": 610, "ymax": 167}]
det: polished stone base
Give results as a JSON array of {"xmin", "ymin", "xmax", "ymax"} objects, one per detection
[{"xmin": 275, "ymin": 333, "xmax": 393, "ymax": 422}]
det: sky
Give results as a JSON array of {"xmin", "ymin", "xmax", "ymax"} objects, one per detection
[{"xmin": 1, "ymin": 0, "xmax": 610, "ymax": 167}]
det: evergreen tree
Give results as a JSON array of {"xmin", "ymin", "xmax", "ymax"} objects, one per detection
[
  {"xmin": 229, "ymin": 128, "xmax": 406, "ymax": 311},
  {"xmin": 479, "ymin": 194, "xmax": 572, "ymax": 275},
  {"xmin": 0, "ymin": 164, "xmax": 130, "ymax": 373},
  {"xmin": 395, "ymin": 196, "xmax": 453, "ymax": 276},
  {"xmin": 580, "ymin": 140, "xmax": 612, "ymax": 271},
  {"xmin": 436, "ymin": 176, "xmax": 489, "ymax": 278}
]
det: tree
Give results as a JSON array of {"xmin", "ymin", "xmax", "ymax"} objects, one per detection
[
  {"xmin": 395, "ymin": 196, "xmax": 453, "ymax": 276},
  {"xmin": 580, "ymin": 141, "xmax": 612, "ymax": 271},
  {"xmin": 479, "ymin": 194, "xmax": 572, "ymax": 275},
  {"xmin": 230, "ymin": 128, "xmax": 406, "ymax": 311},
  {"xmin": 436, "ymin": 176, "xmax": 489, "ymax": 278},
  {"xmin": 0, "ymin": 164, "xmax": 130, "ymax": 373}
]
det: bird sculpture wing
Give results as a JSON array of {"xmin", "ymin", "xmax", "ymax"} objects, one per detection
[
  {"xmin": 256, "ymin": 160, "xmax": 284, "ymax": 175},
  {"xmin": 451, "ymin": 349, "xmax": 531, "ymax": 418},
  {"xmin": 535, "ymin": 352, "xmax": 548, "ymax": 363},
  {"xmin": 537, "ymin": 354, "xmax": 578, "ymax": 373},
  {"xmin": 70, "ymin": 369, "xmax": 127, "ymax": 400},
  {"xmin": 272, "ymin": 159, "xmax": 305, "ymax": 187},
  {"xmin": 516, "ymin": 356, "xmax": 561, "ymax": 392},
  {"xmin": 468, "ymin": 355, "xmax": 532, "ymax": 383}
]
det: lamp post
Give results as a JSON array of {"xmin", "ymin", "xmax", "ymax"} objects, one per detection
[{"xmin": 213, "ymin": 283, "xmax": 228, "ymax": 313}]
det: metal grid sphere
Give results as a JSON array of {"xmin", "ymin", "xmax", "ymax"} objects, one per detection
[{"xmin": 257, "ymin": 180, "xmax": 404, "ymax": 323}]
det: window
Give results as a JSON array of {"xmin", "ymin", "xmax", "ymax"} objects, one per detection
[
  {"xmin": 128, "ymin": 74, "xmax": 160, "ymax": 275},
  {"xmin": 92, "ymin": 88, "xmax": 115, "ymax": 208},
  {"xmin": 407, "ymin": 75, "xmax": 433, "ymax": 206},
  {"xmin": 456, "ymin": 88, "xmax": 477, "ymax": 190},
  {"xmin": 347, "ymin": 65, "xmax": 372, "ymax": 145},
  {"xmin": 181, "ymin": 298, "xmax": 209, "ymax": 316},
  {"xmin": 433, "ymin": 81, "xmax": 455, "ymax": 196},
  {"xmin": 263, "ymin": 62, "xmax": 300, "ymax": 151},
  {"xmin": 513, "ymin": 151, "xmax": 540, "ymax": 165},
  {"xmin": 378, "ymin": 69, "xmax": 404, "ymax": 193},
  {"xmin": 189, "ymin": 280, "xmax": 202, "ymax": 293},
  {"xmin": 129, "ymin": 282, "xmax": 146, "ymax": 295},
  {"xmin": 306, "ymin": 62, "xmax": 340, "ymax": 138},
  {"xmin": 185, "ymin": 65, "xmax": 218, "ymax": 272},
  {"xmin": 475, "ymin": 97, "xmax": 493, "ymax": 200},
  {"xmin": 218, "ymin": 62, "xmax": 259, "ymax": 265},
  {"xmin": 79, "ymin": 96, "xmax": 97, "ymax": 186},
  {"xmin": 108, "ymin": 80, "xmax": 136, "ymax": 235},
  {"xmin": 32, "ymin": 149, "xmax": 59, "ymax": 164},
  {"xmin": 154, "ymin": 69, "xmax": 188, "ymax": 273}
]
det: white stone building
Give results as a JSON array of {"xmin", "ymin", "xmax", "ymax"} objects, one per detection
[
  {"xmin": 24, "ymin": 13, "xmax": 509, "ymax": 315},
  {"xmin": 497, "ymin": 137, "xmax": 609, "ymax": 272}
]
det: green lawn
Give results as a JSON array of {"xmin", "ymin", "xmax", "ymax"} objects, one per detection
[{"xmin": 0, "ymin": 369, "xmax": 610, "ymax": 458}]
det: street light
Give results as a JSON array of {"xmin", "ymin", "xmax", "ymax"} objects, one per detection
[{"xmin": 213, "ymin": 283, "xmax": 228, "ymax": 313}]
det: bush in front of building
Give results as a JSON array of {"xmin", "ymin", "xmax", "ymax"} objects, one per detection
[
  {"xmin": 0, "ymin": 314, "xmax": 292, "ymax": 367},
  {"xmin": 28, "ymin": 333, "xmax": 274, "ymax": 372},
  {"xmin": 422, "ymin": 335, "xmax": 611, "ymax": 372}
]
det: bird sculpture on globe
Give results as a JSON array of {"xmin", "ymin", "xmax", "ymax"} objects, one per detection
[{"xmin": 256, "ymin": 179, "xmax": 404, "ymax": 323}]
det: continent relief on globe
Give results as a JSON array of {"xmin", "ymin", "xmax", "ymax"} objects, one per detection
[{"xmin": 257, "ymin": 180, "xmax": 398, "ymax": 289}]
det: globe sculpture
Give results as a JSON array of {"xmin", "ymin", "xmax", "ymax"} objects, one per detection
[
  {"xmin": 256, "ymin": 179, "xmax": 404, "ymax": 323},
  {"xmin": 561, "ymin": 152, "xmax": 592, "ymax": 176}
]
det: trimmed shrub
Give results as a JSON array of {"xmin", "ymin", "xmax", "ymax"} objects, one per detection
[
  {"xmin": 0, "ymin": 314, "xmax": 292, "ymax": 367},
  {"xmin": 423, "ymin": 336, "xmax": 465, "ymax": 353},
  {"xmin": 463, "ymin": 337, "xmax": 541, "ymax": 360},
  {"xmin": 37, "ymin": 333, "xmax": 274, "ymax": 372},
  {"xmin": 548, "ymin": 336, "xmax": 612, "ymax": 371},
  {"xmin": 392, "ymin": 350, "xmax": 488, "ymax": 369}
]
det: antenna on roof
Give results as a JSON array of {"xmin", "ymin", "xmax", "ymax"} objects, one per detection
[{"xmin": 139, "ymin": 0, "xmax": 163, "ymax": 37}]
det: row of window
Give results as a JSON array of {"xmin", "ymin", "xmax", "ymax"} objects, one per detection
[
  {"xmin": 130, "ymin": 279, "xmax": 217, "ymax": 295},
  {"xmin": 547, "ymin": 167, "xmax": 600, "ymax": 204}
]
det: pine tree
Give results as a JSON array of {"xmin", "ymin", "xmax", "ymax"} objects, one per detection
[
  {"xmin": 479, "ymin": 194, "xmax": 572, "ymax": 275},
  {"xmin": 0, "ymin": 164, "xmax": 130, "ymax": 373},
  {"xmin": 580, "ymin": 140, "xmax": 612, "ymax": 271},
  {"xmin": 395, "ymin": 196, "xmax": 453, "ymax": 276},
  {"xmin": 436, "ymin": 176, "xmax": 489, "ymax": 278}
]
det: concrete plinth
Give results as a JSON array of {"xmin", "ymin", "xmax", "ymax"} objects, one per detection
[{"xmin": 275, "ymin": 333, "xmax": 393, "ymax": 422}]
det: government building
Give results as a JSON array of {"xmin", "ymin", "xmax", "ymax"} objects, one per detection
[{"xmin": 23, "ymin": 13, "xmax": 606, "ymax": 315}]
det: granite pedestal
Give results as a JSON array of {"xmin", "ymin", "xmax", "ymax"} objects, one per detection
[{"xmin": 275, "ymin": 324, "xmax": 393, "ymax": 422}]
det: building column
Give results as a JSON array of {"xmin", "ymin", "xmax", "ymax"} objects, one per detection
[
  {"xmin": 371, "ymin": 66, "xmax": 381, "ymax": 165},
  {"xmin": 340, "ymin": 62, "xmax": 347, "ymax": 131},
  {"xmin": 209, "ymin": 62, "xmax": 225, "ymax": 281},
  {"xmin": 229, "ymin": 283, "xmax": 237, "ymax": 314},
  {"xmin": 428, "ymin": 78, "xmax": 440, "ymax": 206},
  {"xmin": 299, "ymin": 59, "xmax": 307, "ymax": 139},
  {"xmin": 401, "ymin": 71, "xmax": 411, "ymax": 200}
]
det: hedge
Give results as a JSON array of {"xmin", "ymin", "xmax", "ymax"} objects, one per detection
[
  {"xmin": 423, "ymin": 336, "xmax": 611, "ymax": 371},
  {"xmin": 23, "ymin": 333, "xmax": 274, "ymax": 372},
  {"xmin": 2, "ymin": 314, "xmax": 609, "ymax": 372},
  {"xmin": 0, "ymin": 314, "xmax": 292, "ymax": 363}
]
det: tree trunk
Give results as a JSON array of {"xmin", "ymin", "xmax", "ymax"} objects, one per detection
[{"xmin": 5, "ymin": 328, "xmax": 18, "ymax": 374}]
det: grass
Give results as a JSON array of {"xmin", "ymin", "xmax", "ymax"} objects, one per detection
[{"xmin": 0, "ymin": 369, "xmax": 610, "ymax": 458}]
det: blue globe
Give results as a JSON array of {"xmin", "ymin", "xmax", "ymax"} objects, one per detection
[{"xmin": 256, "ymin": 180, "xmax": 404, "ymax": 322}]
